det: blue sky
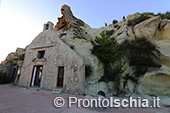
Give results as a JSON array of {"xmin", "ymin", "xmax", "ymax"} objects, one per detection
[{"xmin": 0, "ymin": 0, "xmax": 169, "ymax": 62}]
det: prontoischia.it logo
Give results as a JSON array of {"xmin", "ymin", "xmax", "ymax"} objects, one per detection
[{"xmin": 54, "ymin": 96, "xmax": 160, "ymax": 108}]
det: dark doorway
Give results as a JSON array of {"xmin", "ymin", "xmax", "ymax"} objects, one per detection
[
  {"xmin": 57, "ymin": 66, "xmax": 64, "ymax": 87},
  {"xmin": 30, "ymin": 66, "xmax": 43, "ymax": 87},
  {"xmin": 11, "ymin": 66, "xmax": 18, "ymax": 82}
]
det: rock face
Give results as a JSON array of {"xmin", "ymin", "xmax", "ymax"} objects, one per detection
[
  {"xmin": 1, "ymin": 48, "xmax": 26, "ymax": 66},
  {"xmin": 134, "ymin": 16, "xmax": 160, "ymax": 40},
  {"xmin": 0, "ymin": 64, "xmax": 12, "ymax": 76},
  {"xmin": 55, "ymin": 4, "xmax": 84, "ymax": 31},
  {"xmin": 54, "ymin": 5, "xmax": 86, "ymax": 39},
  {"xmin": 155, "ymin": 22, "xmax": 170, "ymax": 40},
  {"xmin": 137, "ymin": 72, "xmax": 170, "ymax": 96}
]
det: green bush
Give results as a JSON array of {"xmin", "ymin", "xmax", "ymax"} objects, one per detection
[
  {"xmin": 122, "ymin": 38, "xmax": 160, "ymax": 76},
  {"xmin": 106, "ymin": 30, "xmax": 115, "ymax": 37},
  {"xmin": 143, "ymin": 12, "xmax": 155, "ymax": 16},
  {"xmin": 0, "ymin": 72, "xmax": 10, "ymax": 84},
  {"xmin": 157, "ymin": 11, "xmax": 170, "ymax": 19},
  {"xmin": 127, "ymin": 14, "xmax": 150, "ymax": 26},
  {"xmin": 91, "ymin": 31, "xmax": 123, "ymax": 64},
  {"xmin": 91, "ymin": 31, "xmax": 125, "ymax": 90},
  {"xmin": 112, "ymin": 20, "xmax": 118, "ymax": 24}
]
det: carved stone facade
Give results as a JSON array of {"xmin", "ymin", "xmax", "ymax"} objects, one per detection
[{"xmin": 18, "ymin": 22, "xmax": 85, "ymax": 94}]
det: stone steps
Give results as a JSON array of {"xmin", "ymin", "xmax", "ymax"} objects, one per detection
[{"xmin": 51, "ymin": 88, "xmax": 62, "ymax": 94}]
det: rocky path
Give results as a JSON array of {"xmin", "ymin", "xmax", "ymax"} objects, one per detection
[{"xmin": 0, "ymin": 84, "xmax": 170, "ymax": 113}]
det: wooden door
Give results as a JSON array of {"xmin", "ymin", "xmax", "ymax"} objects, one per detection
[{"xmin": 57, "ymin": 66, "xmax": 64, "ymax": 87}]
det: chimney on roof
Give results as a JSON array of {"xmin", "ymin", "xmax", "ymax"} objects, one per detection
[{"xmin": 43, "ymin": 21, "xmax": 54, "ymax": 31}]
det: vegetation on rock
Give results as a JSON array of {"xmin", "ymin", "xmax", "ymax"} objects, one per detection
[
  {"xmin": 112, "ymin": 19, "xmax": 118, "ymax": 24},
  {"xmin": 91, "ymin": 31, "xmax": 125, "ymax": 91},
  {"xmin": 127, "ymin": 14, "xmax": 150, "ymax": 26},
  {"xmin": 105, "ymin": 30, "xmax": 115, "ymax": 37},
  {"xmin": 122, "ymin": 37, "xmax": 160, "ymax": 77},
  {"xmin": 91, "ymin": 31, "xmax": 124, "ymax": 64},
  {"xmin": 157, "ymin": 11, "xmax": 170, "ymax": 19}
]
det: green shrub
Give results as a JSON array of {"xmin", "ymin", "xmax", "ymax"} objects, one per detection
[
  {"xmin": 127, "ymin": 14, "xmax": 150, "ymax": 26},
  {"xmin": 106, "ymin": 30, "xmax": 115, "ymax": 36},
  {"xmin": 122, "ymin": 38, "xmax": 160, "ymax": 76},
  {"xmin": 143, "ymin": 12, "xmax": 155, "ymax": 16},
  {"xmin": 91, "ymin": 31, "xmax": 125, "ymax": 91},
  {"xmin": 0, "ymin": 72, "xmax": 10, "ymax": 84},
  {"xmin": 91, "ymin": 31, "xmax": 123, "ymax": 64},
  {"xmin": 100, "ymin": 61, "xmax": 125, "ymax": 82},
  {"xmin": 112, "ymin": 20, "xmax": 118, "ymax": 24},
  {"xmin": 85, "ymin": 65, "xmax": 92, "ymax": 78},
  {"xmin": 157, "ymin": 11, "xmax": 170, "ymax": 19}
]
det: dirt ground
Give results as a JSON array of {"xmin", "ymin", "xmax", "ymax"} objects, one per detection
[{"xmin": 0, "ymin": 84, "xmax": 170, "ymax": 113}]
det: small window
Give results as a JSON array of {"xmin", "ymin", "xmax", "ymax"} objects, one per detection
[
  {"xmin": 46, "ymin": 24, "xmax": 49, "ymax": 30},
  {"xmin": 37, "ymin": 50, "xmax": 45, "ymax": 59}
]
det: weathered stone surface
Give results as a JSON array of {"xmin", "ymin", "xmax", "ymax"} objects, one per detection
[
  {"xmin": 134, "ymin": 16, "xmax": 160, "ymax": 40},
  {"xmin": 155, "ymin": 40, "xmax": 170, "ymax": 67},
  {"xmin": 84, "ymin": 81, "xmax": 119, "ymax": 97},
  {"xmin": 54, "ymin": 5, "xmax": 87, "ymax": 39},
  {"xmin": 1, "ymin": 47, "xmax": 26, "ymax": 66},
  {"xmin": 135, "ymin": 40, "xmax": 170, "ymax": 96},
  {"xmin": 0, "ymin": 64, "xmax": 12, "ymax": 75},
  {"xmin": 84, "ymin": 94, "xmax": 106, "ymax": 111},
  {"xmin": 135, "ymin": 40, "xmax": 170, "ymax": 95},
  {"xmin": 115, "ymin": 25, "xmax": 135, "ymax": 43},
  {"xmin": 137, "ymin": 71, "xmax": 170, "ymax": 96},
  {"xmin": 155, "ymin": 22, "xmax": 170, "ymax": 40},
  {"xmin": 127, "ymin": 79, "xmax": 135, "ymax": 93},
  {"xmin": 126, "ymin": 12, "xmax": 140, "ymax": 24}
]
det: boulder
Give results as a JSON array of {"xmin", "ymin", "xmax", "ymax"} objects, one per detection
[
  {"xmin": 126, "ymin": 12, "xmax": 140, "ymax": 24},
  {"xmin": 137, "ymin": 71, "xmax": 170, "ymax": 96},
  {"xmin": 155, "ymin": 40, "xmax": 170, "ymax": 67},
  {"xmin": 127, "ymin": 79, "xmax": 135, "ymax": 93},
  {"xmin": 115, "ymin": 24, "xmax": 135, "ymax": 43},
  {"xmin": 134, "ymin": 16, "xmax": 160, "ymax": 40}
]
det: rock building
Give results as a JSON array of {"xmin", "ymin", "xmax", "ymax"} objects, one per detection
[{"xmin": 18, "ymin": 21, "xmax": 85, "ymax": 94}]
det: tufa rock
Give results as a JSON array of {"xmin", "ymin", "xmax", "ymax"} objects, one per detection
[
  {"xmin": 1, "ymin": 47, "xmax": 26, "ymax": 66},
  {"xmin": 155, "ymin": 20, "xmax": 170, "ymax": 40},
  {"xmin": 134, "ymin": 16, "xmax": 160, "ymax": 40},
  {"xmin": 54, "ymin": 5, "xmax": 87, "ymax": 39}
]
